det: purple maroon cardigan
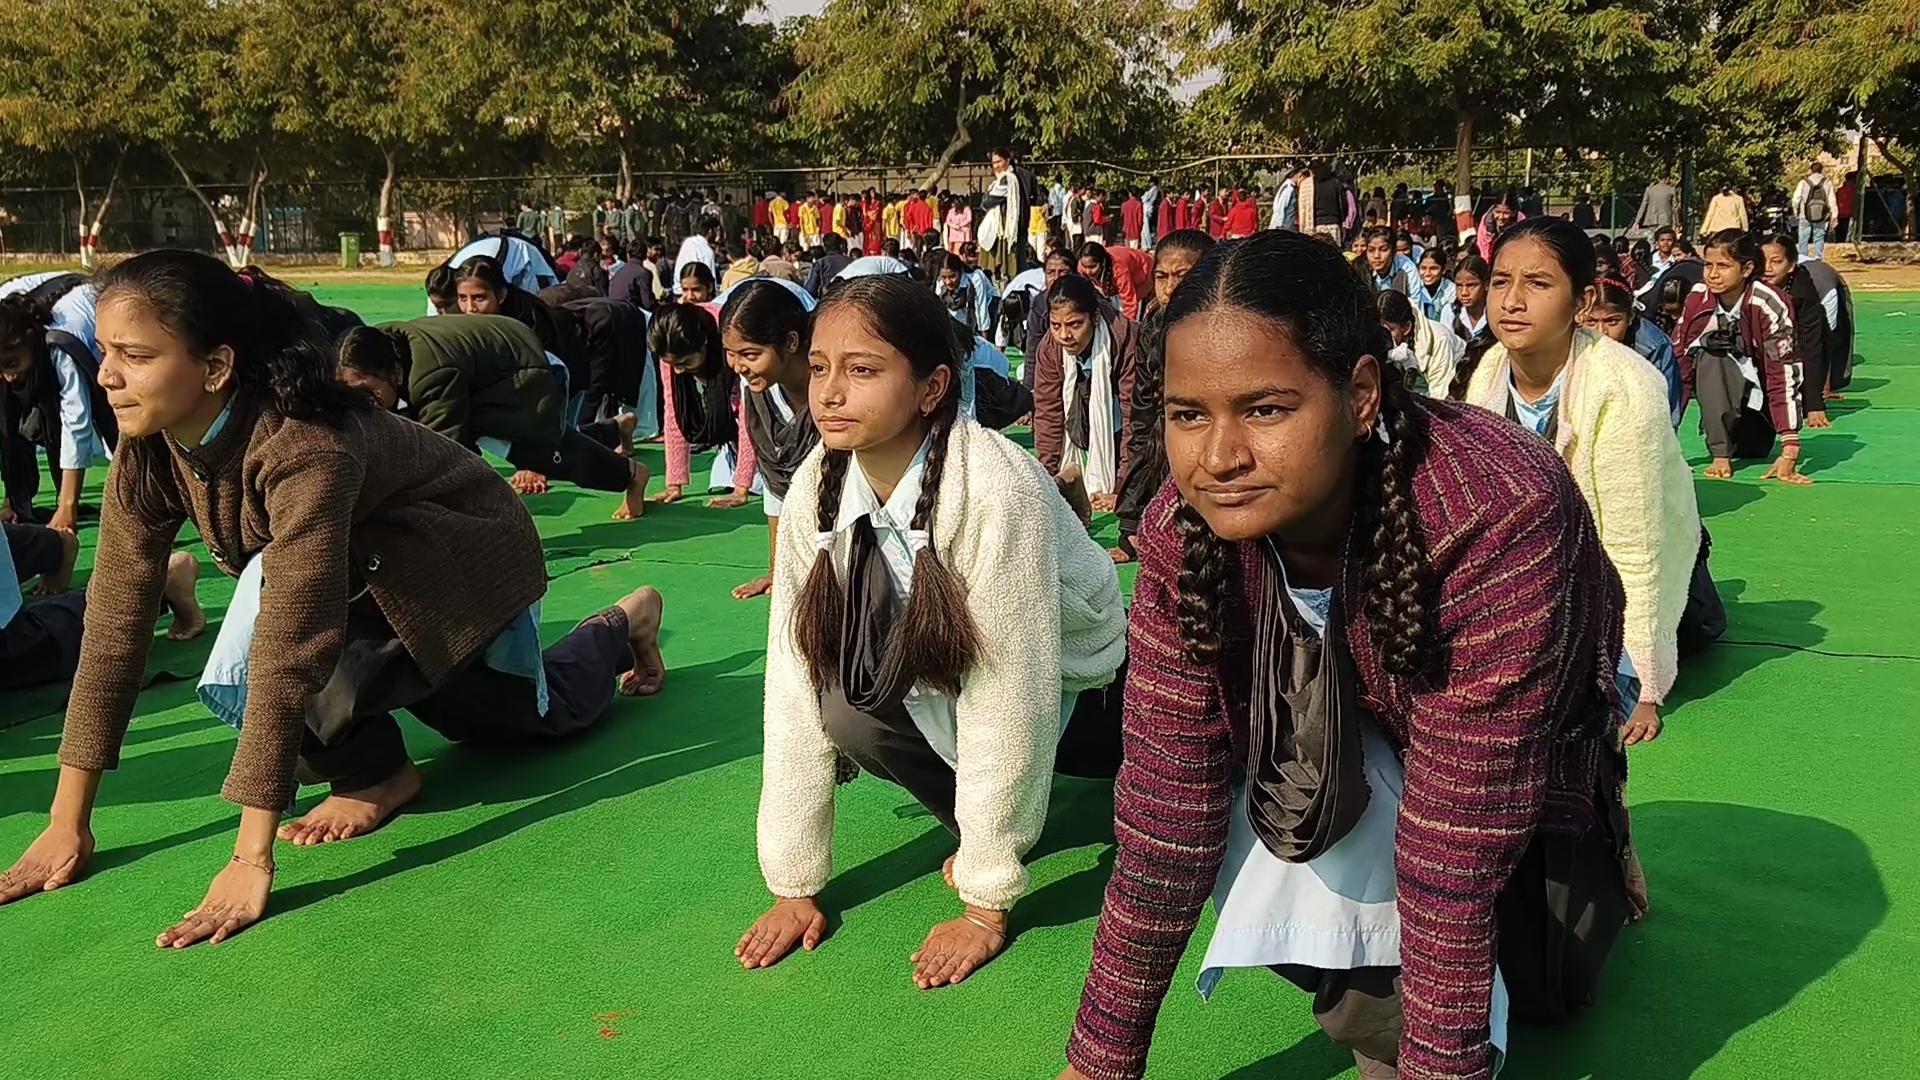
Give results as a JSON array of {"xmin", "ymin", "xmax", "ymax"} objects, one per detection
[{"xmin": 1067, "ymin": 399, "xmax": 1627, "ymax": 1080}]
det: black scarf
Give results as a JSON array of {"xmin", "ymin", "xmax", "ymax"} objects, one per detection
[
  {"xmin": 741, "ymin": 384, "xmax": 817, "ymax": 500},
  {"xmin": 1243, "ymin": 542, "xmax": 1370, "ymax": 863},
  {"xmin": 1065, "ymin": 351, "xmax": 1092, "ymax": 449},
  {"xmin": 670, "ymin": 359, "xmax": 740, "ymax": 449},
  {"xmin": 838, "ymin": 517, "xmax": 915, "ymax": 714}
]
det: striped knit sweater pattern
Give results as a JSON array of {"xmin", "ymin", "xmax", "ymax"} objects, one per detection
[{"xmin": 1067, "ymin": 400, "xmax": 1626, "ymax": 1080}]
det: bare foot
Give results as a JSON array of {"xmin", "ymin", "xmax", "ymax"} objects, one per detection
[
  {"xmin": 1703, "ymin": 457, "xmax": 1733, "ymax": 480},
  {"xmin": 616, "ymin": 586, "xmax": 666, "ymax": 696},
  {"xmin": 732, "ymin": 574, "xmax": 773, "ymax": 600},
  {"xmin": 613, "ymin": 460, "xmax": 650, "ymax": 520},
  {"xmin": 614, "ymin": 412, "xmax": 638, "ymax": 458},
  {"xmin": 1108, "ymin": 547, "xmax": 1134, "ymax": 564},
  {"xmin": 1055, "ymin": 464, "xmax": 1092, "ymax": 528},
  {"xmin": 26, "ymin": 527, "xmax": 78, "ymax": 596},
  {"xmin": 162, "ymin": 552, "xmax": 207, "ymax": 641},
  {"xmin": 509, "ymin": 469, "xmax": 550, "ymax": 495},
  {"xmin": 1624, "ymin": 845, "xmax": 1650, "ymax": 922},
  {"xmin": 278, "ymin": 760, "xmax": 423, "ymax": 846},
  {"xmin": 943, "ymin": 853, "xmax": 957, "ymax": 890}
]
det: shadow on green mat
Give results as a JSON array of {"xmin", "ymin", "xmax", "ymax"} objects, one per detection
[
  {"xmin": 1664, "ymin": 577, "xmax": 1826, "ymax": 710},
  {"xmin": 1221, "ymin": 802, "xmax": 1886, "ymax": 1080},
  {"xmin": 265, "ymin": 647, "xmax": 769, "ymax": 917}
]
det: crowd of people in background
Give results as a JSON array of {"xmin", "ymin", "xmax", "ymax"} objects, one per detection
[{"xmin": 0, "ymin": 141, "xmax": 1865, "ymax": 1080}]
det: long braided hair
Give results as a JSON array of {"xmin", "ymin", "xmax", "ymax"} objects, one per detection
[
  {"xmin": 791, "ymin": 274, "xmax": 981, "ymax": 695},
  {"xmin": 1165, "ymin": 231, "xmax": 1435, "ymax": 679}
]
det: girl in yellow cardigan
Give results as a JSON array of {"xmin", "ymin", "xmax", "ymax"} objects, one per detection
[
  {"xmin": 1464, "ymin": 218, "xmax": 1699, "ymax": 920},
  {"xmin": 1463, "ymin": 217, "xmax": 1700, "ymax": 750}
]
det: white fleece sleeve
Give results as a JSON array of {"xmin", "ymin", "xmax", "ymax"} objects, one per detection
[
  {"xmin": 949, "ymin": 487, "xmax": 1063, "ymax": 910},
  {"xmin": 1588, "ymin": 365, "xmax": 1693, "ymax": 704},
  {"xmin": 755, "ymin": 460, "xmax": 841, "ymax": 898}
]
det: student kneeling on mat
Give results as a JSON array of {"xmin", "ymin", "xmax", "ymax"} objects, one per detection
[
  {"xmin": 335, "ymin": 314, "xmax": 650, "ymax": 521},
  {"xmin": 0, "ymin": 251, "xmax": 667, "ymax": 948},
  {"xmin": 738, "ymin": 275, "xmax": 1126, "ymax": 989}
]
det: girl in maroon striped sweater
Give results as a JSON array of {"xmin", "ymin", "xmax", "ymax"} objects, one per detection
[{"xmin": 1059, "ymin": 232, "xmax": 1631, "ymax": 1080}]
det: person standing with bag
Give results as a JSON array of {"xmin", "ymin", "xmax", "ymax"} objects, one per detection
[{"xmin": 1791, "ymin": 162, "xmax": 1837, "ymax": 260}]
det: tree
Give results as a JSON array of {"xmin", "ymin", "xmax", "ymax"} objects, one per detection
[
  {"xmin": 1181, "ymin": 0, "xmax": 1687, "ymax": 196},
  {"xmin": 241, "ymin": 0, "xmax": 488, "ymax": 263},
  {"xmin": 0, "ymin": 0, "xmax": 157, "ymax": 265},
  {"xmin": 1714, "ymin": 0, "xmax": 1919, "ymax": 235},
  {"xmin": 487, "ymin": 0, "xmax": 793, "ymax": 195},
  {"xmin": 783, "ymin": 0, "xmax": 1174, "ymax": 188}
]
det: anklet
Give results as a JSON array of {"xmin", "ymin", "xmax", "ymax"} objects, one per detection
[
  {"xmin": 960, "ymin": 911, "xmax": 1006, "ymax": 940},
  {"xmin": 231, "ymin": 854, "xmax": 276, "ymax": 875}
]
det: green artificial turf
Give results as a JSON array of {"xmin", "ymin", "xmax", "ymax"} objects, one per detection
[{"xmin": 0, "ymin": 289, "xmax": 1915, "ymax": 1079}]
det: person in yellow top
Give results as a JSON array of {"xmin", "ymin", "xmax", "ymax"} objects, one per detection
[
  {"xmin": 799, "ymin": 194, "xmax": 822, "ymax": 249},
  {"xmin": 829, "ymin": 197, "xmax": 849, "ymax": 241},
  {"xmin": 1028, "ymin": 203, "xmax": 1049, "ymax": 262},
  {"xmin": 883, "ymin": 196, "xmax": 903, "ymax": 243},
  {"xmin": 769, "ymin": 192, "xmax": 791, "ymax": 245}
]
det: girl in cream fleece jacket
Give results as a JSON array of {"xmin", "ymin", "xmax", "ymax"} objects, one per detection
[
  {"xmin": 1464, "ymin": 217, "xmax": 1702, "ymax": 741},
  {"xmin": 738, "ymin": 275, "xmax": 1125, "ymax": 990}
]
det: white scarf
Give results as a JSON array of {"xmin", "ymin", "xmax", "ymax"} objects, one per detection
[
  {"xmin": 979, "ymin": 170, "xmax": 1022, "ymax": 253},
  {"xmin": 1060, "ymin": 317, "xmax": 1119, "ymax": 494}
]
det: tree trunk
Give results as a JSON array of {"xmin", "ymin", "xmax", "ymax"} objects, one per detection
[
  {"xmin": 1452, "ymin": 102, "xmax": 1475, "ymax": 240},
  {"xmin": 617, "ymin": 133, "xmax": 633, "ymax": 204},
  {"xmin": 377, "ymin": 147, "xmax": 399, "ymax": 267},
  {"xmin": 86, "ymin": 156, "xmax": 123, "ymax": 268},
  {"xmin": 166, "ymin": 147, "xmax": 238, "ymax": 266},
  {"xmin": 71, "ymin": 155, "xmax": 92, "ymax": 268},
  {"xmin": 917, "ymin": 80, "xmax": 971, "ymax": 192},
  {"xmin": 235, "ymin": 156, "xmax": 269, "ymax": 266}
]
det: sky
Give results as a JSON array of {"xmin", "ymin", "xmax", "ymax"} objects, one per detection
[{"xmin": 751, "ymin": 0, "xmax": 1220, "ymax": 99}]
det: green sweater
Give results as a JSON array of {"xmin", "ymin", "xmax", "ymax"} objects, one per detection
[{"xmin": 383, "ymin": 314, "xmax": 562, "ymax": 457}]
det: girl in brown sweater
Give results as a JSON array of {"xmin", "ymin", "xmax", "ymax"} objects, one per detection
[{"xmin": 0, "ymin": 251, "xmax": 668, "ymax": 948}]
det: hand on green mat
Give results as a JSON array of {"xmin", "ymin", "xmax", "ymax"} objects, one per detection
[
  {"xmin": 1622, "ymin": 702, "xmax": 1663, "ymax": 746},
  {"xmin": 732, "ymin": 574, "xmax": 773, "ymax": 600},
  {"xmin": 0, "ymin": 823, "xmax": 94, "ymax": 904},
  {"xmin": 737, "ymin": 896, "xmax": 825, "ymax": 969},
  {"xmin": 156, "ymin": 857, "xmax": 272, "ymax": 949},
  {"xmin": 707, "ymin": 491, "xmax": 750, "ymax": 510},
  {"xmin": 1762, "ymin": 451, "xmax": 1814, "ymax": 485},
  {"xmin": 910, "ymin": 906, "xmax": 1007, "ymax": 989}
]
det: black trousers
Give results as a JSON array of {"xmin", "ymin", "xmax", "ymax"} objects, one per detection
[
  {"xmin": 0, "ymin": 522, "xmax": 84, "ymax": 690},
  {"xmin": 0, "ymin": 428, "xmax": 52, "ymax": 518},
  {"xmin": 504, "ymin": 424, "xmax": 632, "ymax": 493},
  {"xmin": 297, "ymin": 604, "xmax": 634, "ymax": 792},
  {"xmin": 1694, "ymin": 353, "xmax": 1781, "ymax": 460},
  {"xmin": 818, "ymin": 670, "xmax": 1124, "ymax": 837}
]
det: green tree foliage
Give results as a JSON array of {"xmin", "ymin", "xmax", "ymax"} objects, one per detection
[
  {"xmin": 783, "ymin": 0, "xmax": 1174, "ymax": 186},
  {"xmin": 1181, "ymin": 0, "xmax": 1687, "ymax": 192},
  {"xmin": 1714, "ymin": 0, "xmax": 1918, "ymax": 224}
]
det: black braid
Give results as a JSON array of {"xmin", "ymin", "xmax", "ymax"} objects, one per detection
[
  {"xmin": 793, "ymin": 448, "xmax": 852, "ymax": 691},
  {"xmin": 893, "ymin": 401, "xmax": 981, "ymax": 694},
  {"xmin": 1448, "ymin": 327, "xmax": 1496, "ymax": 400},
  {"xmin": 1355, "ymin": 382, "xmax": 1435, "ymax": 678},
  {"xmin": 1174, "ymin": 497, "xmax": 1236, "ymax": 665}
]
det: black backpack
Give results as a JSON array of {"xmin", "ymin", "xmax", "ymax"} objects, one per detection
[{"xmin": 1803, "ymin": 182, "xmax": 1831, "ymax": 224}]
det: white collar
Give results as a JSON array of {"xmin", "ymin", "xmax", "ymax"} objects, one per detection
[{"xmin": 835, "ymin": 435, "xmax": 934, "ymax": 534}]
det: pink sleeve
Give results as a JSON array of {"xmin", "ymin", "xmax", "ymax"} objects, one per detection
[
  {"xmin": 661, "ymin": 359, "xmax": 690, "ymax": 487},
  {"xmin": 732, "ymin": 384, "xmax": 758, "ymax": 493}
]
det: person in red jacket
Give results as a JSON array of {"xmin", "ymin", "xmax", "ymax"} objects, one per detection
[
  {"xmin": 902, "ymin": 189, "xmax": 934, "ymax": 254},
  {"xmin": 1225, "ymin": 188, "xmax": 1259, "ymax": 238},
  {"xmin": 1121, "ymin": 190, "xmax": 1145, "ymax": 249},
  {"xmin": 751, "ymin": 193, "xmax": 771, "ymax": 242},
  {"xmin": 1206, "ymin": 187, "xmax": 1229, "ymax": 239},
  {"xmin": 862, "ymin": 191, "xmax": 884, "ymax": 256},
  {"xmin": 1087, "ymin": 190, "xmax": 1109, "ymax": 245},
  {"xmin": 1154, "ymin": 192, "xmax": 1177, "ymax": 243}
]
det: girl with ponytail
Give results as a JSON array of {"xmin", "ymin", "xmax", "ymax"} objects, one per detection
[
  {"xmin": 0, "ymin": 251, "xmax": 666, "ymax": 948},
  {"xmin": 1061, "ymin": 231, "xmax": 1632, "ymax": 1080},
  {"xmin": 719, "ymin": 279, "xmax": 816, "ymax": 600},
  {"xmin": 740, "ymin": 275, "xmax": 1125, "ymax": 991},
  {"xmin": 0, "ymin": 272, "xmax": 113, "ymax": 534}
]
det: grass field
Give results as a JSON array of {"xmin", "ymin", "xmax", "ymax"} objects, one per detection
[{"xmin": 0, "ymin": 282, "xmax": 1915, "ymax": 1079}]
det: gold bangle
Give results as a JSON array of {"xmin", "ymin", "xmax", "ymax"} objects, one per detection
[{"xmin": 231, "ymin": 853, "xmax": 276, "ymax": 875}]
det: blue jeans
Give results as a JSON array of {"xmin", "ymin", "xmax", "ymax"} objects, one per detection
[
  {"xmin": 1615, "ymin": 671, "xmax": 1641, "ymax": 723},
  {"xmin": 1798, "ymin": 220, "xmax": 1828, "ymax": 259}
]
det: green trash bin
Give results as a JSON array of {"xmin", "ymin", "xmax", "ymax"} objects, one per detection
[{"xmin": 339, "ymin": 232, "xmax": 362, "ymax": 269}]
